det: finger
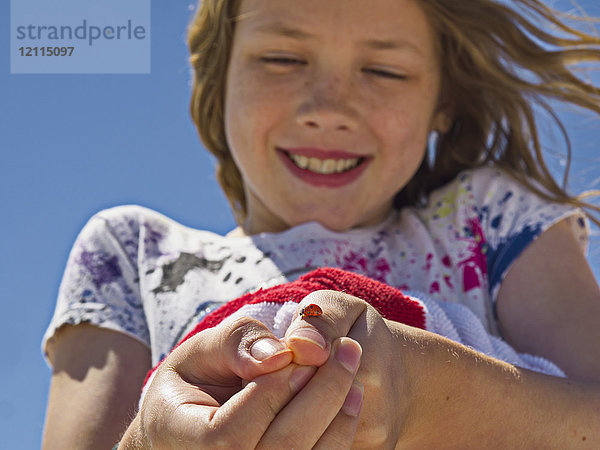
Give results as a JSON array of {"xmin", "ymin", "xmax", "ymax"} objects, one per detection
[
  {"xmin": 147, "ymin": 362, "xmax": 317, "ymax": 448},
  {"xmin": 284, "ymin": 290, "xmax": 369, "ymax": 365},
  {"xmin": 212, "ymin": 364, "xmax": 317, "ymax": 441},
  {"xmin": 313, "ymin": 380, "xmax": 364, "ymax": 450},
  {"xmin": 171, "ymin": 315, "xmax": 293, "ymax": 386},
  {"xmin": 257, "ymin": 337, "xmax": 362, "ymax": 449}
]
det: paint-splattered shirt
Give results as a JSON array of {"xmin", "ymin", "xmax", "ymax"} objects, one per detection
[{"xmin": 43, "ymin": 167, "xmax": 588, "ymax": 366}]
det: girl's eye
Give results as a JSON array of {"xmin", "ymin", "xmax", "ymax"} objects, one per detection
[
  {"xmin": 260, "ymin": 56, "xmax": 306, "ymax": 66},
  {"xmin": 363, "ymin": 68, "xmax": 406, "ymax": 80}
]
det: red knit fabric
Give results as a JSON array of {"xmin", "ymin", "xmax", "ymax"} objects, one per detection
[{"xmin": 143, "ymin": 267, "xmax": 426, "ymax": 387}]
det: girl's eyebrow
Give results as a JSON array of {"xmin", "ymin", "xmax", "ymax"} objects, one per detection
[
  {"xmin": 251, "ymin": 22, "xmax": 315, "ymax": 40},
  {"xmin": 361, "ymin": 38, "xmax": 424, "ymax": 57},
  {"xmin": 249, "ymin": 21, "xmax": 424, "ymax": 57}
]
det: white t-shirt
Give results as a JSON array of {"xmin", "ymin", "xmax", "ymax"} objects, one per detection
[{"xmin": 43, "ymin": 167, "xmax": 588, "ymax": 366}]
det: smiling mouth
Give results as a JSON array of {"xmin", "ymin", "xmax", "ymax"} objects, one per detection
[{"xmin": 284, "ymin": 151, "xmax": 365, "ymax": 175}]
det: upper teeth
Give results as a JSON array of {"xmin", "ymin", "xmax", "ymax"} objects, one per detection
[{"xmin": 288, "ymin": 153, "xmax": 360, "ymax": 174}]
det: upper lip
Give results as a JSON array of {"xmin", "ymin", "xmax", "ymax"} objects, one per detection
[{"xmin": 278, "ymin": 147, "xmax": 368, "ymax": 159}]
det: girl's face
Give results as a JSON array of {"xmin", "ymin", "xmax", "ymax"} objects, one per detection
[{"xmin": 225, "ymin": 0, "xmax": 450, "ymax": 234}]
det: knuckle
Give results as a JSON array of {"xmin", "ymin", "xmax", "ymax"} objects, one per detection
[
  {"xmin": 303, "ymin": 289, "xmax": 337, "ymax": 300},
  {"xmin": 353, "ymin": 396, "xmax": 396, "ymax": 448},
  {"xmin": 354, "ymin": 423, "xmax": 390, "ymax": 448},
  {"xmin": 304, "ymin": 289, "xmax": 368, "ymax": 307},
  {"xmin": 358, "ymin": 363, "xmax": 384, "ymax": 389},
  {"xmin": 223, "ymin": 315, "xmax": 264, "ymax": 337},
  {"xmin": 220, "ymin": 315, "xmax": 270, "ymax": 350},
  {"xmin": 296, "ymin": 290, "xmax": 370, "ymax": 335}
]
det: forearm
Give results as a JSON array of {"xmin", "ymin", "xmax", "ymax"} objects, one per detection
[
  {"xmin": 43, "ymin": 375, "xmax": 136, "ymax": 449},
  {"xmin": 396, "ymin": 327, "xmax": 600, "ymax": 448}
]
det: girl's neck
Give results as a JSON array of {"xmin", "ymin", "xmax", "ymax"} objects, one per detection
[{"xmin": 226, "ymin": 209, "xmax": 398, "ymax": 238}]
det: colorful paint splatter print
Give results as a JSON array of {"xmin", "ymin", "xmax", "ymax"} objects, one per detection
[{"xmin": 43, "ymin": 167, "xmax": 588, "ymax": 365}]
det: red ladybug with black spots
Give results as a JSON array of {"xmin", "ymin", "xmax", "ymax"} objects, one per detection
[{"xmin": 300, "ymin": 303, "xmax": 323, "ymax": 318}]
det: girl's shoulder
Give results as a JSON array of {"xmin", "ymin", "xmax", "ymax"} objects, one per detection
[
  {"xmin": 66, "ymin": 205, "xmax": 243, "ymax": 286},
  {"xmin": 415, "ymin": 165, "xmax": 588, "ymax": 302},
  {"xmin": 86, "ymin": 204, "xmax": 215, "ymax": 235},
  {"xmin": 425, "ymin": 166, "xmax": 532, "ymax": 207},
  {"xmin": 79, "ymin": 204, "xmax": 229, "ymax": 250},
  {"xmin": 419, "ymin": 165, "xmax": 579, "ymax": 223}
]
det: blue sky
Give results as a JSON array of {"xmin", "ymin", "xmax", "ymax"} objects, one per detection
[{"xmin": 1, "ymin": 1, "xmax": 599, "ymax": 447}]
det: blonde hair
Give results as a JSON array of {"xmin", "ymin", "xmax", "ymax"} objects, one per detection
[{"xmin": 188, "ymin": 0, "xmax": 600, "ymax": 224}]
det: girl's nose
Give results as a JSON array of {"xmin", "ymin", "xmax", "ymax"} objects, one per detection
[{"xmin": 295, "ymin": 76, "xmax": 359, "ymax": 133}]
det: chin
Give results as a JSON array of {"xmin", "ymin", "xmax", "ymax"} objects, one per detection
[
  {"xmin": 317, "ymin": 221, "xmax": 352, "ymax": 232},
  {"xmin": 286, "ymin": 204, "xmax": 390, "ymax": 232},
  {"xmin": 295, "ymin": 215, "xmax": 364, "ymax": 232}
]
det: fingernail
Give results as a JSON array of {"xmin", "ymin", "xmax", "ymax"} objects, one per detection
[
  {"xmin": 250, "ymin": 338, "xmax": 287, "ymax": 361},
  {"xmin": 288, "ymin": 328, "xmax": 326, "ymax": 350},
  {"xmin": 334, "ymin": 338, "xmax": 362, "ymax": 374},
  {"xmin": 289, "ymin": 365, "xmax": 316, "ymax": 392},
  {"xmin": 342, "ymin": 381, "xmax": 364, "ymax": 417}
]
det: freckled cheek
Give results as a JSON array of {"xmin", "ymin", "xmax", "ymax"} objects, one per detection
[
  {"xmin": 375, "ymin": 113, "xmax": 425, "ymax": 153},
  {"xmin": 225, "ymin": 82, "xmax": 288, "ymax": 159}
]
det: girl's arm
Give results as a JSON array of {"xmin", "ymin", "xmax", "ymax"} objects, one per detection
[
  {"xmin": 388, "ymin": 324, "xmax": 600, "ymax": 447},
  {"xmin": 42, "ymin": 324, "xmax": 151, "ymax": 449},
  {"xmin": 496, "ymin": 218, "xmax": 600, "ymax": 381}
]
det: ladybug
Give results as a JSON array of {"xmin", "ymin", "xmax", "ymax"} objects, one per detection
[{"xmin": 300, "ymin": 303, "xmax": 323, "ymax": 318}]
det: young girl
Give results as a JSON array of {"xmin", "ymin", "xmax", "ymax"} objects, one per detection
[{"xmin": 43, "ymin": 0, "xmax": 600, "ymax": 447}]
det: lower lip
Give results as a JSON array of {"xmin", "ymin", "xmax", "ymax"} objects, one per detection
[{"xmin": 277, "ymin": 149, "xmax": 370, "ymax": 188}]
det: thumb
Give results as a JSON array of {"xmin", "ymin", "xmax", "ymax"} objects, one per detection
[{"xmin": 171, "ymin": 315, "xmax": 294, "ymax": 384}]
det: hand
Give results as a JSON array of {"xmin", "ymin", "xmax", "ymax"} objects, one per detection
[
  {"xmin": 127, "ymin": 315, "xmax": 364, "ymax": 449},
  {"xmin": 285, "ymin": 290, "xmax": 600, "ymax": 448},
  {"xmin": 284, "ymin": 290, "xmax": 416, "ymax": 448}
]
